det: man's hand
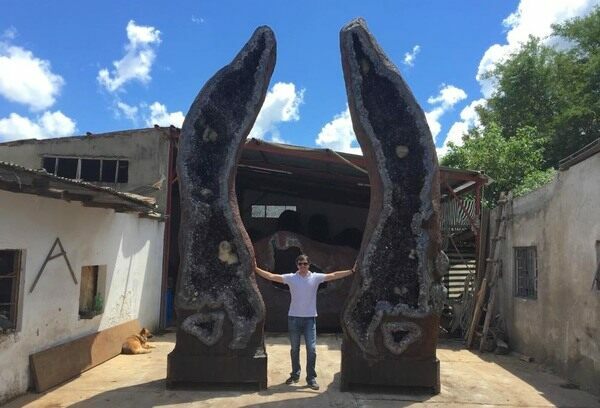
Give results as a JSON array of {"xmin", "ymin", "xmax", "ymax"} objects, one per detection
[{"xmin": 255, "ymin": 266, "xmax": 285, "ymax": 283}]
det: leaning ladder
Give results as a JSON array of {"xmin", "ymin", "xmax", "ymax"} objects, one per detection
[{"xmin": 465, "ymin": 192, "xmax": 510, "ymax": 350}]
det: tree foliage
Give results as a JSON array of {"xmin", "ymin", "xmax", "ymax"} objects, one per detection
[
  {"xmin": 443, "ymin": 124, "xmax": 555, "ymax": 204},
  {"xmin": 442, "ymin": 7, "xmax": 598, "ymax": 204}
]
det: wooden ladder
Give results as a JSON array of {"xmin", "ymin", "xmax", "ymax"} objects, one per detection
[{"xmin": 465, "ymin": 192, "xmax": 510, "ymax": 350}]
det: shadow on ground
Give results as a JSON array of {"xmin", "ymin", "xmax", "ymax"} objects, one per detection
[
  {"xmin": 46, "ymin": 372, "xmax": 436, "ymax": 408},
  {"xmin": 475, "ymin": 347, "xmax": 600, "ymax": 407},
  {"xmin": 437, "ymin": 339, "xmax": 600, "ymax": 407}
]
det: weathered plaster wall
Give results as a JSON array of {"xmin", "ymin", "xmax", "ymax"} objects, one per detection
[
  {"xmin": 0, "ymin": 128, "xmax": 171, "ymax": 211},
  {"xmin": 0, "ymin": 190, "xmax": 164, "ymax": 403},
  {"xmin": 497, "ymin": 153, "xmax": 600, "ymax": 395}
]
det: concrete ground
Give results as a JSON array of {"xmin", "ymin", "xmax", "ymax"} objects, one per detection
[{"xmin": 6, "ymin": 332, "xmax": 600, "ymax": 408}]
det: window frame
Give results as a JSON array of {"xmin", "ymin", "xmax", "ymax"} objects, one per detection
[
  {"xmin": 78, "ymin": 265, "xmax": 106, "ymax": 319},
  {"xmin": 514, "ymin": 246, "xmax": 538, "ymax": 299},
  {"xmin": 41, "ymin": 155, "xmax": 129, "ymax": 184},
  {"xmin": 0, "ymin": 249, "xmax": 22, "ymax": 332}
]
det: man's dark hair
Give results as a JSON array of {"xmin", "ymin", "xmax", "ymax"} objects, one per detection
[{"xmin": 296, "ymin": 254, "xmax": 309, "ymax": 264}]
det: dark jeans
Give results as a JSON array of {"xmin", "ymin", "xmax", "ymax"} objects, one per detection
[{"xmin": 288, "ymin": 316, "xmax": 317, "ymax": 382}]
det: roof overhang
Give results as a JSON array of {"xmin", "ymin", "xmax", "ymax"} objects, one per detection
[{"xmin": 0, "ymin": 161, "xmax": 161, "ymax": 218}]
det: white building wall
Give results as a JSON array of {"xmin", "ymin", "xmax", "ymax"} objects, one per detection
[
  {"xmin": 0, "ymin": 190, "xmax": 164, "ymax": 403},
  {"xmin": 496, "ymin": 153, "xmax": 600, "ymax": 395}
]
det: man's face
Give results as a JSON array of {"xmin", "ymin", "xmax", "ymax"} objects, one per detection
[{"xmin": 297, "ymin": 260, "xmax": 309, "ymax": 274}]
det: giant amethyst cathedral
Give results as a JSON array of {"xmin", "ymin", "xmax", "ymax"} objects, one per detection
[
  {"xmin": 339, "ymin": 18, "xmax": 446, "ymax": 393},
  {"xmin": 167, "ymin": 26, "xmax": 275, "ymax": 389}
]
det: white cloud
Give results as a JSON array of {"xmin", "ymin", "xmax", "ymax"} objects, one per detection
[
  {"xmin": 145, "ymin": 102, "xmax": 184, "ymax": 128},
  {"xmin": 477, "ymin": 0, "xmax": 598, "ymax": 97},
  {"xmin": 427, "ymin": 85, "xmax": 468, "ymax": 108},
  {"xmin": 0, "ymin": 111, "xmax": 76, "ymax": 142},
  {"xmin": 425, "ymin": 109, "xmax": 443, "ymax": 140},
  {"xmin": 191, "ymin": 16, "xmax": 205, "ymax": 24},
  {"xmin": 0, "ymin": 42, "xmax": 64, "ymax": 111},
  {"xmin": 315, "ymin": 107, "xmax": 362, "ymax": 155},
  {"xmin": 403, "ymin": 45, "xmax": 421, "ymax": 67},
  {"xmin": 126, "ymin": 21, "xmax": 161, "ymax": 46},
  {"xmin": 437, "ymin": 98, "xmax": 486, "ymax": 157},
  {"xmin": 38, "ymin": 111, "xmax": 76, "ymax": 136},
  {"xmin": 248, "ymin": 82, "xmax": 304, "ymax": 142},
  {"xmin": 113, "ymin": 99, "xmax": 184, "ymax": 128},
  {"xmin": 116, "ymin": 101, "xmax": 139, "ymax": 122},
  {"xmin": 97, "ymin": 20, "xmax": 161, "ymax": 92},
  {"xmin": 424, "ymin": 84, "xmax": 467, "ymax": 140}
]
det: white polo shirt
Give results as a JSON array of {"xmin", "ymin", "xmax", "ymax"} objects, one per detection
[{"xmin": 282, "ymin": 271, "xmax": 327, "ymax": 317}]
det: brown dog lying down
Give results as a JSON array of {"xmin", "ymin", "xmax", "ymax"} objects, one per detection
[{"xmin": 122, "ymin": 328, "xmax": 154, "ymax": 354}]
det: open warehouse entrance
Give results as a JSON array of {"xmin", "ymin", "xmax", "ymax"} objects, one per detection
[{"xmin": 161, "ymin": 132, "xmax": 489, "ymax": 334}]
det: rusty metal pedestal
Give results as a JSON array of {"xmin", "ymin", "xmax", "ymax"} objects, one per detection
[
  {"xmin": 340, "ymin": 338, "xmax": 440, "ymax": 394},
  {"xmin": 167, "ymin": 351, "xmax": 267, "ymax": 390}
]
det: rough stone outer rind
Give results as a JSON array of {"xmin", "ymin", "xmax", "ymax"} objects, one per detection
[
  {"xmin": 340, "ymin": 18, "xmax": 443, "ymax": 356},
  {"xmin": 176, "ymin": 26, "xmax": 276, "ymax": 350}
]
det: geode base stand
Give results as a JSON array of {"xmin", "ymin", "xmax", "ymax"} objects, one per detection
[
  {"xmin": 340, "ymin": 314, "xmax": 441, "ymax": 394},
  {"xmin": 166, "ymin": 313, "xmax": 268, "ymax": 390},
  {"xmin": 341, "ymin": 345, "xmax": 440, "ymax": 394},
  {"xmin": 167, "ymin": 352, "xmax": 267, "ymax": 390}
]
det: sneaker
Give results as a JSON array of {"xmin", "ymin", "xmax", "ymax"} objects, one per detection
[
  {"xmin": 285, "ymin": 376, "xmax": 299, "ymax": 385},
  {"xmin": 307, "ymin": 380, "xmax": 320, "ymax": 390}
]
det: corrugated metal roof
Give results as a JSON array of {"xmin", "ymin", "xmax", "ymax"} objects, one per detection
[{"xmin": 240, "ymin": 138, "xmax": 490, "ymax": 197}]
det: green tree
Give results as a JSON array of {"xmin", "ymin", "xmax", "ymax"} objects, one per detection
[
  {"xmin": 442, "ymin": 124, "xmax": 555, "ymax": 204},
  {"xmin": 477, "ymin": 7, "xmax": 599, "ymax": 166},
  {"xmin": 549, "ymin": 7, "xmax": 600, "ymax": 164},
  {"xmin": 478, "ymin": 38, "xmax": 557, "ymax": 149}
]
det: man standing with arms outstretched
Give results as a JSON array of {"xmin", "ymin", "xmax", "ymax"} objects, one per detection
[{"xmin": 255, "ymin": 254, "xmax": 354, "ymax": 390}]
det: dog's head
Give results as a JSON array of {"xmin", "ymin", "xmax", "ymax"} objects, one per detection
[{"xmin": 139, "ymin": 328, "xmax": 153, "ymax": 340}]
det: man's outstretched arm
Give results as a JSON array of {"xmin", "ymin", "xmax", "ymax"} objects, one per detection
[
  {"xmin": 255, "ymin": 266, "xmax": 285, "ymax": 283},
  {"xmin": 324, "ymin": 265, "xmax": 355, "ymax": 282}
]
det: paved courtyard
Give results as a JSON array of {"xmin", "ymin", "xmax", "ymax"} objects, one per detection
[{"xmin": 6, "ymin": 332, "xmax": 600, "ymax": 407}]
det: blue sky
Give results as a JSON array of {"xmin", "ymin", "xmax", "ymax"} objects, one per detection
[{"xmin": 1, "ymin": 1, "xmax": 598, "ymax": 156}]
